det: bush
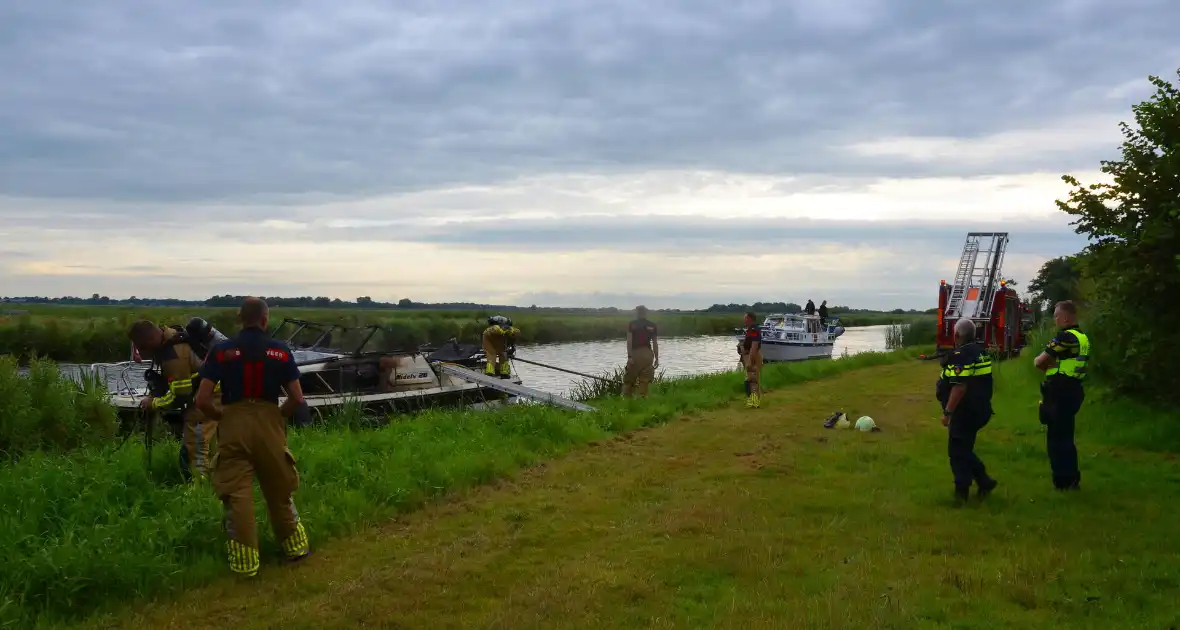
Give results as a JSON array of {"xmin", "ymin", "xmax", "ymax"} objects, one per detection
[
  {"xmin": 884, "ymin": 318, "xmax": 937, "ymax": 349},
  {"xmin": 0, "ymin": 356, "xmax": 119, "ymax": 460},
  {"xmin": 1055, "ymin": 69, "xmax": 1180, "ymax": 402}
]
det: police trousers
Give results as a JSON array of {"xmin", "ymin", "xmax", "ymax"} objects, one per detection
[
  {"xmin": 1040, "ymin": 380, "xmax": 1084, "ymax": 488},
  {"xmin": 212, "ymin": 400, "xmax": 308, "ymax": 575},
  {"xmin": 947, "ymin": 409, "xmax": 992, "ymax": 490},
  {"xmin": 623, "ymin": 346, "xmax": 655, "ymax": 397}
]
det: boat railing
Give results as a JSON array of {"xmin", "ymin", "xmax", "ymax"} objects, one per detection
[{"xmin": 82, "ymin": 361, "xmax": 148, "ymax": 396}]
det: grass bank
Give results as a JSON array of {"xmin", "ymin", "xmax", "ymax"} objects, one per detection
[
  {"xmin": 0, "ymin": 306, "xmax": 927, "ymax": 363},
  {"xmin": 69, "ymin": 336, "xmax": 1180, "ymax": 630},
  {"xmin": 0, "ymin": 347, "xmax": 924, "ymax": 628}
]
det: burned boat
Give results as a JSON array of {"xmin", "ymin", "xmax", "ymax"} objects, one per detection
[{"xmin": 94, "ymin": 317, "xmax": 582, "ymax": 423}]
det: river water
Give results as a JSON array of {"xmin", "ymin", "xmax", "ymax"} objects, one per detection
[
  {"xmin": 511, "ymin": 325, "xmax": 890, "ymax": 394},
  {"xmin": 46, "ymin": 325, "xmax": 892, "ymax": 397}
]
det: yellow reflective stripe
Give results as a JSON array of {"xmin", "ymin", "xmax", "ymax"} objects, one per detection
[
  {"xmin": 941, "ymin": 360, "xmax": 992, "ymax": 378},
  {"xmin": 225, "ymin": 539, "xmax": 260, "ymax": 576},
  {"xmin": 281, "ymin": 522, "xmax": 310, "ymax": 558},
  {"xmin": 1049, "ymin": 330, "xmax": 1089, "ymax": 380},
  {"xmin": 152, "ymin": 375, "xmax": 194, "ymax": 409}
]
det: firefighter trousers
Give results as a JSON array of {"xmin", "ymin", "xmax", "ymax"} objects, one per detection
[
  {"xmin": 742, "ymin": 353, "xmax": 763, "ymax": 407},
  {"xmin": 482, "ymin": 338, "xmax": 511, "ymax": 377},
  {"xmin": 212, "ymin": 401, "xmax": 309, "ymax": 576},
  {"xmin": 622, "ymin": 347, "xmax": 655, "ymax": 397},
  {"xmin": 179, "ymin": 407, "xmax": 219, "ymax": 481}
]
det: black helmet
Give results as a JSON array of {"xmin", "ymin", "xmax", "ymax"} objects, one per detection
[{"xmin": 185, "ymin": 317, "xmax": 213, "ymax": 342}]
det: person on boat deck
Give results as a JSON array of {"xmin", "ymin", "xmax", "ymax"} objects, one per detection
[
  {"xmin": 482, "ymin": 315, "xmax": 517, "ymax": 379},
  {"xmin": 818, "ymin": 300, "xmax": 829, "ymax": 322},
  {"xmin": 195, "ymin": 297, "xmax": 311, "ymax": 578},
  {"xmin": 623, "ymin": 305, "xmax": 659, "ymax": 398},
  {"xmin": 937, "ymin": 317, "xmax": 998, "ymax": 505},
  {"xmin": 128, "ymin": 319, "xmax": 221, "ymax": 483},
  {"xmin": 804, "ymin": 300, "xmax": 816, "ymax": 315},
  {"xmin": 737, "ymin": 311, "xmax": 763, "ymax": 409}
]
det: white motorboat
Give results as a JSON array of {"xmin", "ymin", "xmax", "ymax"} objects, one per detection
[{"xmin": 734, "ymin": 313, "xmax": 846, "ymax": 362}]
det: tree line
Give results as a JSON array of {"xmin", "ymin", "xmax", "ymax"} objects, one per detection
[{"xmin": 1024, "ymin": 68, "xmax": 1179, "ymax": 402}]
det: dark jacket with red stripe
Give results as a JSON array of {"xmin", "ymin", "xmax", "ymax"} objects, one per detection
[{"xmin": 198, "ymin": 327, "xmax": 301, "ymax": 405}]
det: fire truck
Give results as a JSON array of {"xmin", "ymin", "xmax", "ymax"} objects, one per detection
[{"xmin": 936, "ymin": 232, "xmax": 1034, "ymax": 357}]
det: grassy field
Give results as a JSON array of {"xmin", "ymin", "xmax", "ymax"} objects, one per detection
[
  {"xmin": 37, "ymin": 330, "xmax": 1177, "ymax": 630},
  {"xmin": 0, "ymin": 304, "xmax": 931, "ymax": 363},
  {"xmin": 0, "ymin": 346, "xmax": 925, "ymax": 628}
]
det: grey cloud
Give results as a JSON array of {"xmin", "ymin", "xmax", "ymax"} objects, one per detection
[
  {"xmin": 207, "ymin": 214, "xmax": 1091, "ymax": 257},
  {"xmin": 1, "ymin": 1, "xmax": 1177, "ymax": 207}
]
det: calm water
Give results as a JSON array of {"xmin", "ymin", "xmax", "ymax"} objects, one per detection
[
  {"xmin": 47, "ymin": 325, "xmax": 891, "ymax": 398},
  {"xmin": 512, "ymin": 325, "xmax": 890, "ymax": 395}
]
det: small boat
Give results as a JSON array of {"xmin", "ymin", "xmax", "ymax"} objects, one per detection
[
  {"xmin": 85, "ymin": 317, "xmax": 575, "ymax": 423},
  {"xmin": 734, "ymin": 313, "xmax": 846, "ymax": 362}
]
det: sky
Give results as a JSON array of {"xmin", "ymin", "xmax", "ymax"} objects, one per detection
[{"xmin": 1, "ymin": 0, "xmax": 1177, "ymax": 310}]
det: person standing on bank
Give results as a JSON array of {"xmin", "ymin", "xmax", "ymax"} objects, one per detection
[
  {"xmin": 623, "ymin": 306, "xmax": 659, "ymax": 397},
  {"xmin": 737, "ymin": 311, "xmax": 763, "ymax": 409},
  {"xmin": 938, "ymin": 317, "xmax": 999, "ymax": 505},
  {"xmin": 1034, "ymin": 300, "xmax": 1088, "ymax": 491},
  {"xmin": 195, "ymin": 297, "xmax": 311, "ymax": 578}
]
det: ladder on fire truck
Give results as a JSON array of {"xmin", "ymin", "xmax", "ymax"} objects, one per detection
[{"xmin": 944, "ymin": 232, "xmax": 1009, "ymax": 322}]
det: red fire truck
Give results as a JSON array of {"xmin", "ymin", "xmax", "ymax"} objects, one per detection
[{"xmin": 936, "ymin": 232, "xmax": 1033, "ymax": 358}]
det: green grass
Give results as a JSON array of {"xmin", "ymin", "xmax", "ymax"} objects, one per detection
[
  {"xmin": 0, "ymin": 346, "xmax": 924, "ymax": 628},
  {"xmin": 0, "ymin": 356, "xmax": 119, "ymax": 460},
  {"xmin": 0, "ymin": 306, "xmax": 929, "ymax": 363},
  {"xmin": 63, "ymin": 336, "xmax": 1180, "ymax": 630}
]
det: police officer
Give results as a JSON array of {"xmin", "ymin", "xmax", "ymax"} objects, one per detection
[
  {"xmin": 1033, "ymin": 300, "xmax": 1088, "ymax": 490},
  {"xmin": 938, "ymin": 317, "xmax": 999, "ymax": 505},
  {"xmin": 481, "ymin": 315, "xmax": 517, "ymax": 379},
  {"xmin": 622, "ymin": 305, "xmax": 659, "ymax": 397},
  {"xmin": 194, "ymin": 297, "xmax": 310, "ymax": 577},
  {"xmin": 127, "ymin": 319, "xmax": 221, "ymax": 482},
  {"xmin": 737, "ymin": 311, "xmax": 763, "ymax": 409}
]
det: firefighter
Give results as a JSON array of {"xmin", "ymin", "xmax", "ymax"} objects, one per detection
[
  {"xmin": 194, "ymin": 297, "xmax": 310, "ymax": 577},
  {"xmin": 1033, "ymin": 300, "xmax": 1088, "ymax": 490},
  {"xmin": 938, "ymin": 317, "xmax": 999, "ymax": 505},
  {"xmin": 481, "ymin": 315, "xmax": 516, "ymax": 379},
  {"xmin": 622, "ymin": 306, "xmax": 659, "ymax": 397},
  {"xmin": 127, "ymin": 319, "xmax": 220, "ymax": 482},
  {"xmin": 737, "ymin": 311, "xmax": 763, "ymax": 408}
]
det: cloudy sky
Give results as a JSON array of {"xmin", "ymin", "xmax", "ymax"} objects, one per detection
[{"xmin": 1, "ymin": 1, "xmax": 1176, "ymax": 310}]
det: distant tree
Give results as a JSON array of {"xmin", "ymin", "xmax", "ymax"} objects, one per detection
[{"xmin": 1027, "ymin": 256, "xmax": 1082, "ymax": 314}]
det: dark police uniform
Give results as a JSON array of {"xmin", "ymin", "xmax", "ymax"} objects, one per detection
[
  {"xmin": 623, "ymin": 317, "xmax": 658, "ymax": 397},
  {"xmin": 1040, "ymin": 325, "xmax": 1089, "ymax": 489},
  {"xmin": 199, "ymin": 326, "xmax": 310, "ymax": 577},
  {"xmin": 938, "ymin": 340, "xmax": 998, "ymax": 500},
  {"xmin": 740, "ymin": 324, "xmax": 763, "ymax": 408}
]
